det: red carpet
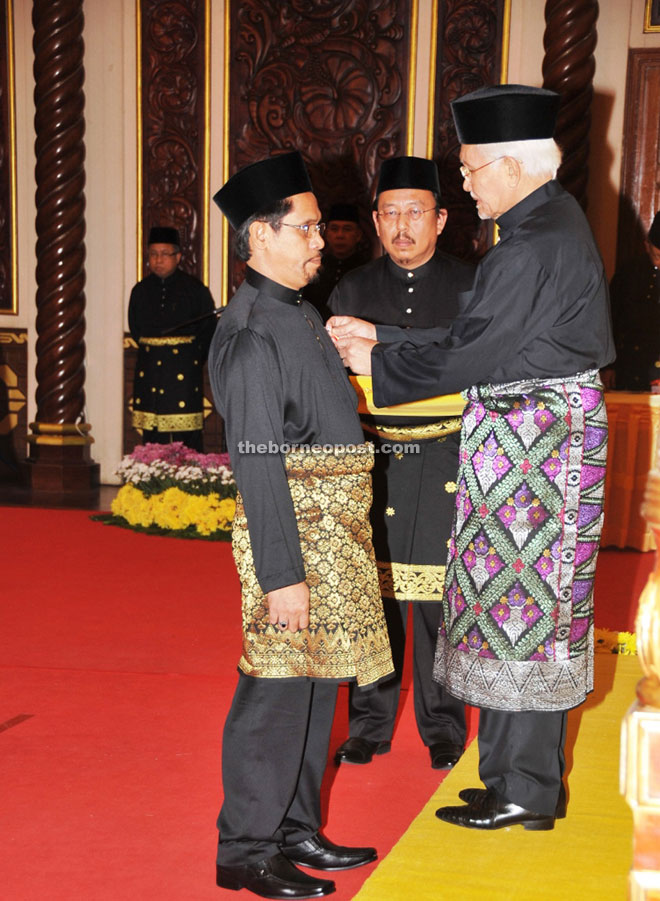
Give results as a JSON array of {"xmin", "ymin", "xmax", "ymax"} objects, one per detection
[{"xmin": 0, "ymin": 507, "xmax": 647, "ymax": 899}]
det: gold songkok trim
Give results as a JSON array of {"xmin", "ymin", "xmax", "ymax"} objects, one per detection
[
  {"xmin": 377, "ymin": 560, "xmax": 446, "ymax": 601},
  {"xmin": 360, "ymin": 417, "xmax": 463, "ymax": 442},
  {"xmin": 139, "ymin": 336, "xmax": 195, "ymax": 346}
]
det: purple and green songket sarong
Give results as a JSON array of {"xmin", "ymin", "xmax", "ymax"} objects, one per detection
[{"xmin": 433, "ymin": 369, "xmax": 607, "ymax": 712}]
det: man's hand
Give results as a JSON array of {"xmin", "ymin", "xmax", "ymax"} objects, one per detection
[
  {"xmin": 268, "ymin": 581, "xmax": 310, "ymax": 633},
  {"xmin": 334, "ymin": 335, "xmax": 376, "ymax": 374},
  {"xmin": 326, "ymin": 315, "xmax": 377, "ymax": 341}
]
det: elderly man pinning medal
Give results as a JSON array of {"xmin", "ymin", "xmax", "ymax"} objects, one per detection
[
  {"xmin": 209, "ymin": 151, "xmax": 393, "ymax": 899},
  {"xmin": 328, "ymin": 84, "xmax": 615, "ymax": 831}
]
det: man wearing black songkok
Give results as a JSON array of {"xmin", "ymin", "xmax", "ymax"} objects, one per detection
[
  {"xmin": 209, "ymin": 152, "xmax": 393, "ymax": 899},
  {"xmin": 330, "ymin": 84, "xmax": 614, "ymax": 832}
]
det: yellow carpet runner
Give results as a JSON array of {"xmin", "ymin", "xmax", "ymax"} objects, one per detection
[{"xmin": 355, "ymin": 654, "xmax": 637, "ymax": 900}]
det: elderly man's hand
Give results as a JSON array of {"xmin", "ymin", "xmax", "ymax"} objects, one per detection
[
  {"xmin": 335, "ymin": 335, "xmax": 376, "ymax": 375},
  {"xmin": 326, "ymin": 315, "xmax": 377, "ymax": 341},
  {"xmin": 268, "ymin": 581, "xmax": 310, "ymax": 633}
]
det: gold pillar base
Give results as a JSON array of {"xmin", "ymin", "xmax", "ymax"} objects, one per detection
[
  {"xmin": 621, "ymin": 700, "xmax": 660, "ymax": 899},
  {"xmin": 23, "ymin": 422, "xmax": 100, "ymax": 506}
]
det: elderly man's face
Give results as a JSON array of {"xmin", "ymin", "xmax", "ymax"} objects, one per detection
[
  {"xmin": 459, "ymin": 145, "xmax": 513, "ymax": 221},
  {"xmin": 373, "ymin": 188, "xmax": 447, "ymax": 269},
  {"xmin": 266, "ymin": 192, "xmax": 325, "ymax": 290}
]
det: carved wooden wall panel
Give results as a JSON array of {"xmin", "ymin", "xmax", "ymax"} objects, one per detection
[
  {"xmin": 226, "ymin": 0, "xmax": 416, "ymax": 294},
  {"xmin": 0, "ymin": 0, "xmax": 14, "ymax": 314},
  {"xmin": 432, "ymin": 0, "xmax": 506, "ymax": 260},
  {"xmin": 140, "ymin": 0, "xmax": 207, "ymax": 278},
  {"xmin": 0, "ymin": 329, "xmax": 27, "ymax": 479},
  {"xmin": 616, "ymin": 49, "xmax": 660, "ymax": 268}
]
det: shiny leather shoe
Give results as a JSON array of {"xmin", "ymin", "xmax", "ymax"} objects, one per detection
[
  {"xmin": 216, "ymin": 851, "xmax": 335, "ymax": 898},
  {"xmin": 458, "ymin": 782, "xmax": 567, "ymax": 818},
  {"xmin": 428, "ymin": 740, "xmax": 464, "ymax": 770},
  {"xmin": 283, "ymin": 832, "xmax": 377, "ymax": 871},
  {"xmin": 334, "ymin": 737, "xmax": 391, "ymax": 765},
  {"xmin": 435, "ymin": 789, "xmax": 555, "ymax": 831}
]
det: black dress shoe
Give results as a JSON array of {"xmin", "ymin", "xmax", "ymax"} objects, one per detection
[
  {"xmin": 334, "ymin": 737, "xmax": 391, "ymax": 765},
  {"xmin": 458, "ymin": 782, "xmax": 567, "ymax": 818},
  {"xmin": 216, "ymin": 851, "xmax": 335, "ymax": 898},
  {"xmin": 283, "ymin": 832, "xmax": 377, "ymax": 871},
  {"xmin": 435, "ymin": 789, "xmax": 555, "ymax": 831},
  {"xmin": 428, "ymin": 740, "xmax": 464, "ymax": 770}
]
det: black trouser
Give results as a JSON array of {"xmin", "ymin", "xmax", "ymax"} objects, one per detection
[
  {"xmin": 347, "ymin": 599, "xmax": 466, "ymax": 747},
  {"xmin": 477, "ymin": 707, "xmax": 568, "ymax": 816},
  {"xmin": 217, "ymin": 674, "xmax": 338, "ymax": 866},
  {"xmin": 141, "ymin": 428, "xmax": 204, "ymax": 452}
]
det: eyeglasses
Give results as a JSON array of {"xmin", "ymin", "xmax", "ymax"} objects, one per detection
[
  {"xmin": 281, "ymin": 221, "xmax": 326, "ymax": 239},
  {"xmin": 459, "ymin": 157, "xmax": 503, "ymax": 179},
  {"xmin": 376, "ymin": 207, "xmax": 436, "ymax": 223}
]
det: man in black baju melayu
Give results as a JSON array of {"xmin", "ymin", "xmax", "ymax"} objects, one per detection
[
  {"xmin": 330, "ymin": 157, "xmax": 474, "ymax": 772},
  {"xmin": 209, "ymin": 152, "xmax": 393, "ymax": 900},
  {"xmin": 129, "ymin": 226, "xmax": 216, "ymax": 451}
]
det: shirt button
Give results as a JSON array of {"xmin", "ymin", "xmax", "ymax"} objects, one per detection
[
  {"xmin": 406, "ymin": 308, "xmax": 412, "ymax": 314},
  {"xmin": 407, "ymin": 271, "xmax": 413, "ymax": 278}
]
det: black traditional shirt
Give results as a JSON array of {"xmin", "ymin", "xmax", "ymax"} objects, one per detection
[
  {"xmin": 609, "ymin": 255, "xmax": 660, "ymax": 390},
  {"xmin": 303, "ymin": 248, "xmax": 371, "ymax": 321},
  {"xmin": 208, "ymin": 267, "xmax": 364, "ymax": 593},
  {"xmin": 129, "ymin": 269, "xmax": 215, "ymax": 432},
  {"xmin": 371, "ymin": 180, "xmax": 615, "ymax": 406}
]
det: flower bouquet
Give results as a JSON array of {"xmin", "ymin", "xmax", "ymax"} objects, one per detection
[{"xmin": 95, "ymin": 443, "xmax": 236, "ymax": 540}]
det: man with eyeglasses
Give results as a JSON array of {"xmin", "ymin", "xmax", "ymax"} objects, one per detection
[
  {"xmin": 208, "ymin": 151, "xmax": 393, "ymax": 899},
  {"xmin": 128, "ymin": 226, "xmax": 215, "ymax": 451},
  {"xmin": 329, "ymin": 156, "xmax": 474, "ymax": 773},
  {"xmin": 330, "ymin": 85, "xmax": 614, "ymax": 831}
]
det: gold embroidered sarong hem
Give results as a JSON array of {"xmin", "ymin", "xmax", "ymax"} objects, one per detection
[
  {"xmin": 232, "ymin": 443, "xmax": 394, "ymax": 687},
  {"xmin": 360, "ymin": 418, "xmax": 462, "ymax": 442},
  {"xmin": 139, "ymin": 335, "xmax": 195, "ymax": 346},
  {"xmin": 377, "ymin": 560, "xmax": 446, "ymax": 601}
]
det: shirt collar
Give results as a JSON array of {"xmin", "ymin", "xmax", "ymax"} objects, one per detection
[
  {"xmin": 385, "ymin": 250, "xmax": 438, "ymax": 282},
  {"xmin": 245, "ymin": 267, "xmax": 303, "ymax": 306},
  {"xmin": 496, "ymin": 179, "xmax": 562, "ymax": 235}
]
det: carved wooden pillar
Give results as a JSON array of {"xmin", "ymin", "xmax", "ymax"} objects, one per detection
[
  {"xmin": 541, "ymin": 0, "xmax": 598, "ymax": 210},
  {"xmin": 25, "ymin": 0, "xmax": 99, "ymax": 504},
  {"xmin": 621, "ymin": 467, "xmax": 660, "ymax": 898}
]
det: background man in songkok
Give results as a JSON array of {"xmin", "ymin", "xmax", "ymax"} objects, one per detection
[
  {"xmin": 329, "ymin": 84, "xmax": 615, "ymax": 831},
  {"xmin": 209, "ymin": 151, "xmax": 392, "ymax": 898},
  {"xmin": 330, "ymin": 156, "xmax": 473, "ymax": 772}
]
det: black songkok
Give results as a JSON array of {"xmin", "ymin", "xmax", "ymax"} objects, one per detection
[
  {"xmin": 648, "ymin": 212, "xmax": 660, "ymax": 249},
  {"xmin": 451, "ymin": 84, "xmax": 560, "ymax": 144},
  {"xmin": 148, "ymin": 226, "xmax": 180, "ymax": 246},
  {"xmin": 327, "ymin": 203, "xmax": 360, "ymax": 224},
  {"xmin": 213, "ymin": 151, "xmax": 313, "ymax": 230},
  {"xmin": 376, "ymin": 156, "xmax": 441, "ymax": 196}
]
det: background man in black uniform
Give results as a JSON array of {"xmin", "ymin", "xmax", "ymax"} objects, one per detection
[
  {"xmin": 605, "ymin": 212, "xmax": 660, "ymax": 390},
  {"xmin": 129, "ymin": 226, "xmax": 216, "ymax": 451},
  {"xmin": 209, "ymin": 152, "xmax": 392, "ymax": 899},
  {"xmin": 303, "ymin": 203, "xmax": 370, "ymax": 320},
  {"xmin": 330, "ymin": 156, "xmax": 474, "ymax": 771}
]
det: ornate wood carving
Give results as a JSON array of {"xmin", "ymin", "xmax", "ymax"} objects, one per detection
[
  {"xmin": 431, "ymin": 0, "xmax": 506, "ymax": 261},
  {"xmin": 0, "ymin": 329, "xmax": 27, "ymax": 478},
  {"xmin": 32, "ymin": 0, "xmax": 88, "ymax": 425},
  {"xmin": 542, "ymin": 0, "xmax": 598, "ymax": 210},
  {"xmin": 140, "ymin": 0, "xmax": 207, "ymax": 277},
  {"xmin": 226, "ymin": 0, "xmax": 415, "ymax": 293},
  {"xmin": 0, "ymin": 0, "xmax": 13, "ymax": 314},
  {"xmin": 616, "ymin": 50, "xmax": 660, "ymax": 268}
]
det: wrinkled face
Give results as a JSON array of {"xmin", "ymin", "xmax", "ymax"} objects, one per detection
[
  {"xmin": 264, "ymin": 192, "xmax": 325, "ymax": 290},
  {"xmin": 458, "ymin": 145, "xmax": 512, "ymax": 221},
  {"xmin": 646, "ymin": 240, "xmax": 660, "ymax": 268},
  {"xmin": 324, "ymin": 220, "xmax": 363, "ymax": 259},
  {"xmin": 373, "ymin": 188, "xmax": 446, "ymax": 269},
  {"xmin": 148, "ymin": 243, "xmax": 181, "ymax": 278}
]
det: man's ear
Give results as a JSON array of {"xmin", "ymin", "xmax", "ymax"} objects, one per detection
[
  {"xmin": 504, "ymin": 156, "xmax": 522, "ymax": 185},
  {"xmin": 249, "ymin": 219, "xmax": 270, "ymax": 251}
]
